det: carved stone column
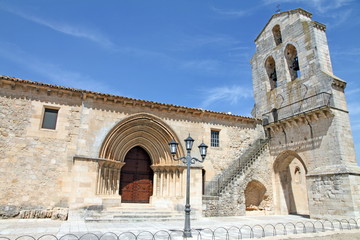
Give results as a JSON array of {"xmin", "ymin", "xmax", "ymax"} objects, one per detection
[{"xmin": 97, "ymin": 159, "xmax": 125, "ymax": 196}]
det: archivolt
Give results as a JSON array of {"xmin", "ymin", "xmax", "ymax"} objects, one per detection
[
  {"xmin": 99, "ymin": 113, "xmax": 184, "ymax": 165},
  {"xmin": 273, "ymin": 150, "xmax": 307, "ymax": 173}
]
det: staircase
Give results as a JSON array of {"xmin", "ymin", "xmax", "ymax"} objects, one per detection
[
  {"xmin": 204, "ymin": 138, "xmax": 269, "ymax": 196},
  {"xmin": 84, "ymin": 204, "xmax": 192, "ymax": 222}
]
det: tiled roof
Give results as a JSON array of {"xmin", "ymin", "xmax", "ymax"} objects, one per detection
[{"xmin": 0, "ymin": 75, "xmax": 258, "ymax": 123}]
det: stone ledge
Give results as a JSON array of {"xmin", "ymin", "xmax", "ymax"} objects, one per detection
[{"xmin": 307, "ymin": 164, "xmax": 360, "ymax": 177}]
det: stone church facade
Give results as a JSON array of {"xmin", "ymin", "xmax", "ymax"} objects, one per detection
[{"xmin": 1, "ymin": 8, "xmax": 359, "ymax": 220}]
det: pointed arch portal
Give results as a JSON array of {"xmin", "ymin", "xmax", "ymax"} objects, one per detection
[
  {"xmin": 96, "ymin": 113, "xmax": 186, "ymax": 204},
  {"xmin": 273, "ymin": 151, "xmax": 309, "ymax": 215},
  {"xmin": 99, "ymin": 113, "xmax": 184, "ymax": 164}
]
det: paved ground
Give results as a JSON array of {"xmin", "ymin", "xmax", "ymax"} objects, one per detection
[{"xmin": 0, "ymin": 215, "xmax": 359, "ymax": 239}]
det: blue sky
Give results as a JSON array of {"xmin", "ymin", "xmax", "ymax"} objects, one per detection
[{"xmin": 1, "ymin": 0, "xmax": 359, "ymax": 163}]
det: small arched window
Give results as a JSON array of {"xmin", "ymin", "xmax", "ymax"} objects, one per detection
[
  {"xmin": 285, "ymin": 44, "xmax": 300, "ymax": 81},
  {"xmin": 272, "ymin": 25, "xmax": 282, "ymax": 46},
  {"xmin": 294, "ymin": 166, "xmax": 301, "ymax": 183},
  {"xmin": 265, "ymin": 56, "xmax": 277, "ymax": 90}
]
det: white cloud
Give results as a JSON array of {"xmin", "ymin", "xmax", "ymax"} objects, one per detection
[
  {"xmin": 211, "ymin": 6, "xmax": 250, "ymax": 18},
  {"xmin": 200, "ymin": 85, "xmax": 253, "ymax": 108},
  {"xmin": 181, "ymin": 59, "xmax": 222, "ymax": 73},
  {"xmin": 2, "ymin": 6, "xmax": 116, "ymax": 49},
  {"xmin": 211, "ymin": 5, "xmax": 265, "ymax": 18},
  {"xmin": 178, "ymin": 34, "xmax": 241, "ymax": 50},
  {"xmin": 352, "ymin": 122, "xmax": 360, "ymax": 131},
  {"xmin": 348, "ymin": 102, "xmax": 360, "ymax": 116},
  {"xmin": 325, "ymin": 9, "xmax": 353, "ymax": 27},
  {"xmin": 262, "ymin": 0, "xmax": 353, "ymax": 13},
  {"xmin": 333, "ymin": 48, "xmax": 360, "ymax": 57},
  {"xmin": 346, "ymin": 88, "xmax": 360, "ymax": 96},
  {"xmin": 0, "ymin": 42, "xmax": 120, "ymax": 95}
]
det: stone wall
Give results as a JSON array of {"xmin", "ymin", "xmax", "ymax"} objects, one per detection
[
  {"xmin": 0, "ymin": 83, "xmax": 82, "ymax": 218},
  {"xmin": 307, "ymin": 173, "xmax": 360, "ymax": 219},
  {"xmin": 74, "ymin": 97, "xmax": 262, "ymax": 182},
  {"xmin": 69, "ymin": 100, "xmax": 261, "ymax": 212},
  {"xmin": 203, "ymin": 142, "xmax": 273, "ymax": 217},
  {"xmin": 0, "ymin": 77, "xmax": 261, "ymax": 218}
]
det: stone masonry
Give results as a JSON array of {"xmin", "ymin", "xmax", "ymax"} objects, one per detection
[
  {"xmin": 251, "ymin": 8, "xmax": 360, "ymax": 218},
  {"xmin": 0, "ymin": 76, "xmax": 261, "ymax": 219},
  {"xmin": 0, "ymin": 8, "xmax": 359, "ymax": 220}
]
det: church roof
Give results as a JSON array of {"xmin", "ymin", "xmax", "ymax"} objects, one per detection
[{"xmin": 0, "ymin": 75, "xmax": 258, "ymax": 124}]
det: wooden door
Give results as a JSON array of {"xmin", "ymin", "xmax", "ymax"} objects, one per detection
[{"xmin": 120, "ymin": 147, "xmax": 153, "ymax": 203}]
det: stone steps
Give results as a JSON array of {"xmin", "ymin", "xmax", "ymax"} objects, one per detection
[
  {"xmin": 217, "ymin": 140, "xmax": 269, "ymax": 195},
  {"xmin": 84, "ymin": 204, "xmax": 192, "ymax": 222},
  {"xmin": 86, "ymin": 216, "xmax": 188, "ymax": 222}
]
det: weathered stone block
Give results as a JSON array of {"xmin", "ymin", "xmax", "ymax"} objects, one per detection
[
  {"xmin": 0, "ymin": 205, "xmax": 20, "ymax": 218},
  {"xmin": 51, "ymin": 207, "xmax": 68, "ymax": 221}
]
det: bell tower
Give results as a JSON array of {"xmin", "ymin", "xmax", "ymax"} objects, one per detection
[{"xmin": 251, "ymin": 9, "xmax": 360, "ymax": 218}]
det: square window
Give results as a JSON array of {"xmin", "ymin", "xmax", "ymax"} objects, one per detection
[
  {"xmin": 42, "ymin": 108, "xmax": 59, "ymax": 130},
  {"xmin": 211, "ymin": 130, "xmax": 220, "ymax": 147}
]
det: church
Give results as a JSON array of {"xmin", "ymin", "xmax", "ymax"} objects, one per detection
[{"xmin": 1, "ymin": 8, "xmax": 359, "ymax": 221}]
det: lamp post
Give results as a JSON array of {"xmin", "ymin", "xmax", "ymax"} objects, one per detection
[{"xmin": 169, "ymin": 135, "xmax": 208, "ymax": 238}]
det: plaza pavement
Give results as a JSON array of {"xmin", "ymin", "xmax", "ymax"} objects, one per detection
[{"xmin": 0, "ymin": 215, "xmax": 360, "ymax": 239}]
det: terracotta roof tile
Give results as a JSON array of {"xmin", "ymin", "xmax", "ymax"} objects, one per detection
[{"xmin": 0, "ymin": 75, "xmax": 258, "ymax": 122}]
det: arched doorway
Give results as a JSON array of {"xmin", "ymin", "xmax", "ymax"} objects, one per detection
[
  {"xmin": 120, "ymin": 146, "xmax": 153, "ymax": 203},
  {"xmin": 98, "ymin": 113, "xmax": 186, "ymax": 205},
  {"xmin": 273, "ymin": 151, "xmax": 309, "ymax": 215}
]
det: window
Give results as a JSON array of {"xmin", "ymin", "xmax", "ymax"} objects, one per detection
[
  {"xmin": 294, "ymin": 166, "xmax": 301, "ymax": 183},
  {"xmin": 211, "ymin": 130, "xmax": 220, "ymax": 147},
  {"xmin": 42, "ymin": 108, "xmax": 59, "ymax": 130}
]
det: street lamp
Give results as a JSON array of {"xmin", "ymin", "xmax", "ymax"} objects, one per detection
[{"xmin": 169, "ymin": 135, "xmax": 208, "ymax": 238}]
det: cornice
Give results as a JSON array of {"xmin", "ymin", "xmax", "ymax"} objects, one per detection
[
  {"xmin": 311, "ymin": 21, "xmax": 326, "ymax": 31},
  {"xmin": 265, "ymin": 107, "xmax": 333, "ymax": 133},
  {"xmin": 0, "ymin": 75, "xmax": 259, "ymax": 124},
  {"xmin": 332, "ymin": 78, "xmax": 347, "ymax": 89}
]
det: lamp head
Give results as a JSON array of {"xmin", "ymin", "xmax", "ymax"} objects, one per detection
[
  {"xmin": 169, "ymin": 139, "xmax": 178, "ymax": 155},
  {"xmin": 184, "ymin": 135, "xmax": 194, "ymax": 151},
  {"xmin": 198, "ymin": 142, "xmax": 208, "ymax": 160}
]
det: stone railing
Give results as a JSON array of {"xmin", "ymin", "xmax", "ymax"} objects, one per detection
[
  {"xmin": 204, "ymin": 138, "xmax": 269, "ymax": 196},
  {"xmin": 262, "ymin": 92, "xmax": 332, "ymax": 125}
]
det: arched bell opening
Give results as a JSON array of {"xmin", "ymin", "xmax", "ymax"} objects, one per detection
[
  {"xmin": 285, "ymin": 44, "xmax": 300, "ymax": 81},
  {"xmin": 272, "ymin": 24, "xmax": 282, "ymax": 46},
  {"xmin": 265, "ymin": 56, "xmax": 278, "ymax": 90}
]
